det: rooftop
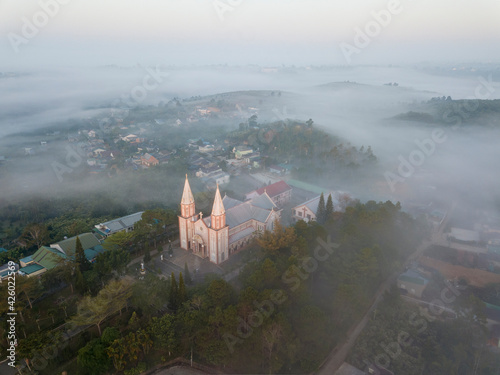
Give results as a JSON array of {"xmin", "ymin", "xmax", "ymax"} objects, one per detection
[
  {"xmin": 51, "ymin": 233, "xmax": 101, "ymax": 257},
  {"xmin": 255, "ymin": 180, "xmax": 292, "ymax": 198},
  {"xmin": 96, "ymin": 212, "xmax": 144, "ymax": 234},
  {"xmin": 18, "ymin": 263, "xmax": 45, "ymax": 276}
]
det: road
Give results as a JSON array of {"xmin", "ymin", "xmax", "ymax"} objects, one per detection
[{"xmin": 316, "ymin": 202, "xmax": 454, "ymax": 374}]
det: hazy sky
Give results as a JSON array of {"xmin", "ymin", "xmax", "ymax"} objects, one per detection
[{"xmin": 1, "ymin": 0, "xmax": 500, "ymax": 68}]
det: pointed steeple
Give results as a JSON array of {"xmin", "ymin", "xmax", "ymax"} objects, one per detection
[
  {"xmin": 211, "ymin": 184, "xmax": 225, "ymax": 216},
  {"xmin": 211, "ymin": 184, "xmax": 226, "ymax": 230},
  {"xmin": 180, "ymin": 175, "xmax": 195, "ymax": 218},
  {"xmin": 181, "ymin": 174, "xmax": 194, "ymax": 205}
]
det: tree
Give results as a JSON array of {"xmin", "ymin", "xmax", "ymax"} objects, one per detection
[
  {"xmin": 257, "ymin": 220, "xmax": 297, "ymax": 254},
  {"xmin": 94, "ymin": 248, "xmax": 130, "ymax": 278},
  {"xmin": 103, "ymin": 230, "xmax": 135, "ymax": 252},
  {"xmin": 263, "ymin": 322, "xmax": 283, "ymax": 374},
  {"xmin": 169, "ymin": 272, "xmax": 178, "ymax": 310},
  {"xmin": 71, "ymin": 279, "xmax": 132, "ymax": 335},
  {"xmin": 184, "ymin": 262, "xmax": 192, "ymax": 285},
  {"xmin": 178, "ymin": 272, "xmax": 186, "ymax": 305},
  {"xmin": 20, "ymin": 223, "xmax": 49, "ymax": 249},
  {"xmin": 148, "ymin": 314, "xmax": 177, "ymax": 356},
  {"xmin": 75, "ymin": 236, "xmax": 90, "ymax": 272},
  {"xmin": 77, "ymin": 338, "xmax": 112, "ymax": 375},
  {"xmin": 316, "ymin": 193, "xmax": 326, "ymax": 224},
  {"xmin": 16, "ymin": 276, "xmax": 43, "ymax": 309},
  {"xmin": 130, "ymin": 274, "xmax": 169, "ymax": 318},
  {"xmin": 248, "ymin": 114, "xmax": 258, "ymax": 127},
  {"xmin": 101, "ymin": 327, "xmax": 120, "ymax": 344},
  {"xmin": 325, "ymin": 194, "xmax": 334, "ymax": 222},
  {"xmin": 136, "ymin": 329, "xmax": 153, "ymax": 356},
  {"xmin": 74, "ymin": 267, "xmax": 88, "ymax": 295}
]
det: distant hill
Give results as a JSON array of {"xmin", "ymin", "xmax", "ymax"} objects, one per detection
[{"xmin": 392, "ymin": 99, "xmax": 500, "ymax": 128}]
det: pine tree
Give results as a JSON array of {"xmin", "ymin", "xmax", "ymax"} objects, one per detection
[
  {"xmin": 316, "ymin": 193, "xmax": 326, "ymax": 224},
  {"xmin": 75, "ymin": 236, "xmax": 91, "ymax": 272},
  {"xmin": 184, "ymin": 262, "xmax": 192, "ymax": 285},
  {"xmin": 169, "ymin": 272, "xmax": 178, "ymax": 310},
  {"xmin": 325, "ymin": 194, "xmax": 334, "ymax": 223},
  {"xmin": 178, "ymin": 272, "xmax": 186, "ymax": 305},
  {"xmin": 75, "ymin": 267, "xmax": 87, "ymax": 295}
]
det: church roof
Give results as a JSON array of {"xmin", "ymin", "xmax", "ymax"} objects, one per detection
[
  {"xmin": 250, "ymin": 193, "xmax": 277, "ymax": 210},
  {"xmin": 229, "ymin": 226, "xmax": 255, "ymax": 244},
  {"xmin": 181, "ymin": 175, "xmax": 195, "ymax": 205},
  {"xmin": 211, "ymin": 184, "xmax": 225, "ymax": 216},
  {"xmin": 225, "ymin": 201, "xmax": 273, "ymax": 227},
  {"xmin": 222, "ymin": 196, "xmax": 243, "ymax": 210}
]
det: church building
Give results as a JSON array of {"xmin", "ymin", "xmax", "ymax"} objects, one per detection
[{"xmin": 178, "ymin": 175, "xmax": 281, "ymax": 264}]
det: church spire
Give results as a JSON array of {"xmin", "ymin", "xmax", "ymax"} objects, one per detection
[
  {"xmin": 211, "ymin": 184, "xmax": 226, "ymax": 230},
  {"xmin": 181, "ymin": 174, "xmax": 194, "ymax": 205},
  {"xmin": 180, "ymin": 174, "xmax": 195, "ymax": 218},
  {"xmin": 211, "ymin": 184, "xmax": 225, "ymax": 216}
]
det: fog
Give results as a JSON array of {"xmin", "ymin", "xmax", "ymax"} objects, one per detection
[{"xmin": 1, "ymin": 64, "xmax": 500, "ymax": 216}]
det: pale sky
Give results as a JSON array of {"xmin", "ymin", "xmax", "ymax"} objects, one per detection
[{"xmin": 1, "ymin": 0, "xmax": 500, "ymax": 68}]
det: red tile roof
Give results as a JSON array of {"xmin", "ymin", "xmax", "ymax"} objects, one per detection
[{"xmin": 256, "ymin": 180, "xmax": 291, "ymax": 198}]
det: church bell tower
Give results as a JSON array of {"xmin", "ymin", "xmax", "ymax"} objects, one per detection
[{"xmin": 179, "ymin": 175, "xmax": 195, "ymax": 250}]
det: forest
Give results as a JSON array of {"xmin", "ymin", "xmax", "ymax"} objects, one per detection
[{"xmin": 0, "ymin": 200, "xmax": 430, "ymax": 374}]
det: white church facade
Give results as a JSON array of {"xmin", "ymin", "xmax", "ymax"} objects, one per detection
[{"xmin": 178, "ymin": 175, "xmax": 281, "ymax": 264}]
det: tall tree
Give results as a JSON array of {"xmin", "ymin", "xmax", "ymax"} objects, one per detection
[
  {"xmin": 316, "ymin": 193, "xmax": 326, "ymax": 224},
  {"xmin": 178, "ymin": 272, "xmax": 186, "ymax": 305},
  {"xmin": 74, "ymin": 267, "xmax": 87, "ymax": 295},
  {"xmin": 325, "ymin": 194, "xmax": 334, "ymax": 222},
  {"xmin": 75, "ymin": 236, "xmax": 90, "ymax": 272}
]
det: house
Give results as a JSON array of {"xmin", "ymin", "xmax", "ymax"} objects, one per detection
[
  {"xmin": 246, "ymin": 180, "xmax": 292, "ymax": 207},
  {"xmin": 19, "ymin": 255, "xmax": 33, "ymax": 267},
  {"xmin": 0, "ymin": 262, "xmax": 19, "ymax": 282},
  {"xmin": 141, "ymin": 153, "xmax": 159, "ymax": 167},
  {"xmin": 234, "ymin": 146, "xmax": 254, "ymax": 159},
  {"xmin": 196, "ymin": 165, "xmax": 222, "ymax": 178},
  {"xmin": 19, "ymin": 233, "xmax": 106, "ymax": 277},
  {"xmin": 201, "ymin": 172, "xmax": 231, "ymax": 188},
  {"xmin": 50, "ymin": 233, "xmax": 103, "ymax": 260},
  {"xmin": 18, "ymin": 263, "xmax": 46, "ymax": 278},
  {"xmin": 31, "ymin": 246, "xmax": 68, "ymax": 271},
  {"xmin": 397, "ymin": 269, "xmax": 429, "ymax": 298},
  {"xmin": 291, "ymin": 191, "xmax": 339, "ymax": 223},
  {"xmin": 94, "ymin": 212, "xmax": 144, "ymax": 237}
]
